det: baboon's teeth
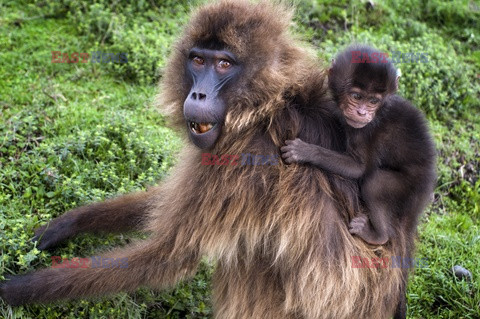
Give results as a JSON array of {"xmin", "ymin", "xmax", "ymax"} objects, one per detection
[{"xmin": 189, "ymin": 122, "xmax": 214, "ymax": 134}]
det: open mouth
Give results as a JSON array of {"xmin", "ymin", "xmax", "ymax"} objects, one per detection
[{"xmin": 189, "ymin": 121, "xmax": 216, "ymax": 134}]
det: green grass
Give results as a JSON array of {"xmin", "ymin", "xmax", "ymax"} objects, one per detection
[{"xmin": 1, "ymin": 0, "xmax": 479, "ymax": 318}]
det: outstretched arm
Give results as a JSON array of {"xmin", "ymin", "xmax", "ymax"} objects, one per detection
[
  {"xmin": 0, "ymin": 194, "xmax": 205, "ymax": 305},
  {"xmin": 281, "ymin": 138, "xmax": 365, "ymax": 179},
  {"xmin": 33, "ymin": 190, "xmax": 156, "ymax": 250},
  {"xmin": 1, "ymin": 226, "xmax": 200, "ymax": 306}
]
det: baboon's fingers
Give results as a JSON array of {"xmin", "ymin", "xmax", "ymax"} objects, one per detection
[
  {"xmin": 281, "ymin": 150, "xmax": 292, "ymax": 158},
  {"xmin": 0, "ymin": 274, "xmax": 34, "ymax": 306},
  {"xmin": 282, "ymin": 153, "xmax": 295, "ymax": 164},
  {"xmin": 33, "ymin": 214, "xmax": 77, "ymax": 250},
  {"xmin": 348, "ymin": 215, "xmax": 368, "ymax": 233},
  {"xmin": 280, "ymin": 145, "xmax": 291, "ymax": 153}
]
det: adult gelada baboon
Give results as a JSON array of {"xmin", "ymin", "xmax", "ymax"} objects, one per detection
[{"xmin": 1, "ymin": 1, "xmax": 408, "ymax": 318}]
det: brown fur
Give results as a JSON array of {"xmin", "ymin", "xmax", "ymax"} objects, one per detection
[{"xmin": 1, "ymin": 1, "xmax": 407, "ymax": 318}]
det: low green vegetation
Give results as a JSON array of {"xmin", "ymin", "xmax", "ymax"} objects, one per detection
[{"xmin": 1, "ymin": 0, "xmax": 479, "ymax": 318}]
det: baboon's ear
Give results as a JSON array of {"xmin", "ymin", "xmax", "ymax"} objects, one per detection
[
  {"xmin": 395, "ymin": 69, "xmax": 401, "ymax": 91},
  {"xmin": 328, "ymin": 59, "xmax": 335, "ymax": 77}
]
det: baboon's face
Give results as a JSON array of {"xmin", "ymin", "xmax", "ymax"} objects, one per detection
[
  {"xmin": 183, "ymin": 47, "xmax": 241, "ymax": 149},
  {"xmin": 340, "ymin": 88, "xmax": 384, "ymax": 128}
]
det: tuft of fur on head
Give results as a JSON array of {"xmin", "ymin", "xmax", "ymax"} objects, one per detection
[{"xmin": 329, "ymin": 44, "xmax": 398, "ymax": 103}]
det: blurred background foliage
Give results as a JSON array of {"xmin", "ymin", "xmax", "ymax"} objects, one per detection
[{"xmin": 0, "ymin": 0, "xmax": 479, "ymax": 318}]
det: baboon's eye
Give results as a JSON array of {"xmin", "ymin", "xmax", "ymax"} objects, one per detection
[
  {"xmin": 192, "ymin": 56, "xmax": 204, "ymax": 65},
  {"xmin": 369, "ymin": 98, "xmax": 380, "ymax": 104},
  {"xmin": 351, "ymin": 92, "xmax": 362, "ymax": 100},
  {"xmin": 218, "ymin": 59, "xmax": 231, "ymax": 69}
]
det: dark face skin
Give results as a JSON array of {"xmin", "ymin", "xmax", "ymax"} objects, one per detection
[
  {"xmin": 183, "ymin": 48, "xmax": 241, "ymax": 149},
  {"xmin": 340, "ymin": 87, "xmax": 383, "ymax": 129}
]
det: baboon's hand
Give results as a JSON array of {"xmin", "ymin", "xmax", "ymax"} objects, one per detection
[
  {"xmin": 349, "ymin": 214, "xmax": 389, "ymax": 245},
  {"xmin": 348, "ymin": 214, "xmax": 369, "ymax": 236},
  {"xmin": 33, "ymin": 210, "xmax": 79, "ymax": 250},
  {"xmin": 0, "ymin": 273, "xmax": 36, "ymax": 306},
  {"xmin": 281, "ymin": 138, "xmax": 312, "ymax": 164}
]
